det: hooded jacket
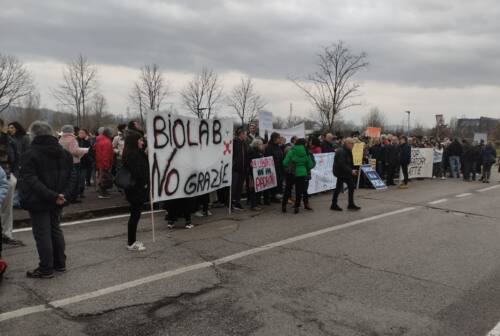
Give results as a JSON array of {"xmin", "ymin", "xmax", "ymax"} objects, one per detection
[
  {"xmin": 20, "ymin": 135, "xmax": 75, "ymax": 211},
  {"xmin": 283, "ymin": 144, "xmax": 314, "ymax": 177}
]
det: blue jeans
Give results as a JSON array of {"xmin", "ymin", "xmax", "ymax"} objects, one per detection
[{"xmin": 449, "ymin": 156, "xmax": 461, "ymax": 178}]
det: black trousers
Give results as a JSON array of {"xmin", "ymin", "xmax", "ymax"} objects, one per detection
[
  {"xmin": 294, "ymin": 176, "xmax": 307, "ymax": 209},
  {"xmin": 401, "ymin": 163, "xmax": 409, "ymax": 185},
  {"xmin": 166, "ymin": 198, "xmax": 192, "ymax": 223},
  {"xmin": 128, "ymin": 202, "xmax": 143, "ymax": 245},
  {"xmin": 282, "ymin": 173, "xmax": 295, "ymax": 207},
  {"xmin": 463, "ymin": 161, "xmax": 476, "ymax": 181},
  {"xmin": 231, "ymin": 172, "xmax": 244, "ymax": 205},
  {"xmin": 386, "ymin": 164, "xmax": 397, "ymax": 185},
  {"xmin": 30, "ymin": 209, "xmax": 66, "ymax": 273},
  {"xmin": 331, "ymin": 176, "xmax": 355, "ymax": 207}
]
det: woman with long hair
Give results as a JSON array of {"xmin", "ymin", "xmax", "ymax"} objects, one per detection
[{"xmin": 122, "ymin": 132, "xmax": 149, "ymax": 251}]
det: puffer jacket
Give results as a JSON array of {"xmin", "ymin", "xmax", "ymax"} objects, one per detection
[
  {"xmin": 59, "ymin": 133, "xmax": 86, "ymax": 164},
  {"xmin": 20, "ymin": 135, "xmax": 75, "ymax": 211},
  {"xmin": 94, "ymin": 135, "xmax": 113, "ymax": 169},
  {"xmin": 283, "ymin": 144, "xmax": 314, "ymax": 177}
]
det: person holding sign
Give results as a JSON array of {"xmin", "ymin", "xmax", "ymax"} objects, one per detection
[
  {"xmin": 282, "ymin": 138, "xmax": 314, "ymax": 214},
  {"xmin": 247, "ymin": 138, "xmax": 264, "ymax": 210},
  {"xmin": 331, "ymin": 138, "xmax": 361, "ymax": 211}
]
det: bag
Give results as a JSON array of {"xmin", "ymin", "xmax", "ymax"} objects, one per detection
[
  {"xmin": 114, "ymin": 167, "xmax": 135, "ymax": 190},
  {"xmin": 0, "ymin": 259, "xmax": 7, "ymax": 280}
]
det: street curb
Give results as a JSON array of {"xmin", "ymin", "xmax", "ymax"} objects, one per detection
[{"xmin": 13, "ymin": 205, "xmax": 133, "ymax": 229}]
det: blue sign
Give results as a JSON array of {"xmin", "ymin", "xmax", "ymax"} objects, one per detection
[{"xmin": 361, "ymin": 164, "xmax": 387, "ymax": 190}]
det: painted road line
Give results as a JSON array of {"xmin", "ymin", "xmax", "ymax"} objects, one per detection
[
  {"xmin": 477, "ymin": 184, "xmax": 500, "ymax": 193},
  {"xmin": 12, "ymin": 210, "xmax": 165, "ymax": 233},
  {"xmin": 0, "ymin": 206, "xmax": 417, "ymax": 323},
  {"xmin": 486, "ymin": 321, "xmax": 500, "ymax": 336},
  {"xmin": 428, "ymin": 199, "xmax": 448, "ymax": 205},
  {"xmin": 456, "ymin": 193, "xmax": 472, "ymax": 198}
]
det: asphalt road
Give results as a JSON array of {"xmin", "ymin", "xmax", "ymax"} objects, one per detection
[{"xmin": 1, "ymin": 174, "xmax": 500, "ymax": 336}]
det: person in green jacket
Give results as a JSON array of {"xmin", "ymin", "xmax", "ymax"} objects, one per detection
[{"xmin": 282, "ymin": 138, "xmax": 314, "ymax": 214}]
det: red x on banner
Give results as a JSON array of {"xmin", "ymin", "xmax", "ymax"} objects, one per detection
[{"xmin": 223, "ymin": 140, "xmax": 232, "ymax": 155}]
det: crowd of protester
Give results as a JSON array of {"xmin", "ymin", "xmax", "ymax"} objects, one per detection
[{"xmin": 0, "ymin": 118, "xmax": 499, "ymax": 280}]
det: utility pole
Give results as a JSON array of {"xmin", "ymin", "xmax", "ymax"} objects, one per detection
[{"xmin": 405, "ymin": 110, "xmax": 411, "ymax": 137}]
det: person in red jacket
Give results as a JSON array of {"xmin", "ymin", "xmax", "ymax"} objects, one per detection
[{"xmin": 94, "ymin": 127, "xmax": 114, "ymax": 199}]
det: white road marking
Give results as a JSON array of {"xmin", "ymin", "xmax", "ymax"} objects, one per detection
[
  {"xmin": 486, "ymin": 321, "xmax": 500, "ymax": 336},
  {"xmin": 12, "ymin": 210, "xmax": 165, "ymax": 233},
  {"xmin": 456, "ymin": 193, "xmax": 472, "ymax": 198},
  {"xmin": 477, "ymin": 185, "xmax": 500, "ymax": 193},
  {"xmin": 0, "ymin": 206, "xmax": 417, "ymax": 323},
  {"xmin": 428, "ymin": 199, "xmax": 448, "ymax": 205}
]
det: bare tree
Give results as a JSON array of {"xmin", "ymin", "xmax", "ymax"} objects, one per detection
[
  {"xmin": 291, "ymin": 41, "xmax": 368, "ymax": 132},
  {"xmin": 0, "ymin": 54, "xmax": 34, "ymax": 113},
  {"xmin": 129, "ymin": 82, "xmax": 145, "ymax": 127},
  {"xmin": 362, "ymin": 107, "xmax": 387, "ymax": 129},
  {"xmin": 228, "ymin": 76, "xmax": 266, "ymax": 126},
  {"xmin": 52, "ymin": 54, "xmax": 98, "ymax": 127},
  {"xmin": 130, "ymin": 64, "xmax": 168, "ymax": 128},
  {"xmin": 19, "ymin": 90, "xmax": 42, "ymax": 127},
  {"xmin": 91, "ymin": 93, "xmax": 107, "ymax": 117},
  {"xmin": 181, "ymin": 68, "xmax": 223, "ymax": 119}
]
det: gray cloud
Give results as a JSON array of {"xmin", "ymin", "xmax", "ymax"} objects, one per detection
[{"xmin": 2, "ymin": 0, "xmax": 500, "ymax": 88}]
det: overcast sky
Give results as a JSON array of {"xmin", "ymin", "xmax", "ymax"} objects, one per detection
[{"xmin": 1, "ymin": 0, "xmax": 499, "ymax": 126}]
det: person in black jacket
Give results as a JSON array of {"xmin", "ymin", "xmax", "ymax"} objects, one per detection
[
  {"xmin": 384, "ymin": 136, "xmax": 400, "ymax": 186},
  {"xmin": 447, "ymin": 139, "xmax": 463, "ymax": 178},
  {"xmin": 462, "ymin": 140, "xmax": 479, "ymax": 181},
  {"xmin": 399, "ymin": 136, "xmax": 412, "ymax": 189},
  {"xmin": 20, "ymin": 121, "xmax": 75, "ymax": 279},
  {"xmin": 331, "ymin": 138, "xmax": 361, "ymax": 211},
  {"xmin": 122, "ymin": 132, "xmax": 150, "ymax": 251},
  {"xmin": 263, "ymin": 132, "xmax": 284, "ymax": 204},
  {"xmin": 231, "ymin": 128, "xmax": 248, "ymax": 210}
]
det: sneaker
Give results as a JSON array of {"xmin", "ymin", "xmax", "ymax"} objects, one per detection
[
  {"xmin": 2, "ymin": 236, "xmax": 24, "ymax": 246},
  {"xmin": 127, "ymin": 241, "xmax": 146, "ymax": 251},
  {"xmin": 185, "ymin": 223, "xmax": 194, "ymax": 229},
  {"xmin": 98, "ymin": 194, "xmax": 111, "ymax": 199},
  {"xmin": 432, "ymin": 176, "xmax": 436, "ymax": 179},
  {"xmin": 26, "ymin": 268, "xmax": 54, "ymax": 279},
  {"xmin": 204, "ymin": 210, "xmax": 213, "ymax": 216},
  {"xmin": 232, "ymin": 203, "xmax": 244, "ymax": 211},
  {"xmin": 194, "ymin": 211, "xmax": 205, "ymax": 217},
  {"xmin": 441, "ymin": 176, "xmax": 446, "ymax": 180},
  {"xmin": 330, "ymin": 204, "xmax": 343, "ymax": 211},
  {"xmin": 348, "ymin": 204, "xmax": 361, "ymax": 211},
  {"xmin": 167, "ymin": 221, "xmax": 176, "ymax": 229}
]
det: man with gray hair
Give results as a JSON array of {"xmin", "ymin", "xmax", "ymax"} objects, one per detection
[{"xmin": 20, "ymin": 121, "xmax": 75, "ymax": 279}]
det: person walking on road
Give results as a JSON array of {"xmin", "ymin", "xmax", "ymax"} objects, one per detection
[
  {"xmin": 448, "ymin": 138, "xmax": 463, "ymax": 178},
  {"xmin": 480, "ymin": 142, "xmax": 496, "ymax": 183},
  {"xmin": 122, "ymin": 132, "xmax": 149, "ymax": 251},
  {"xmin": 59, "ymin": 125, "xmax": 87, "ymax": 203},
  {"xmin": 331, "ymin": 138, "xmax": 361, "ymax": 212},
  {"xmin": 399, "ymin": 136, "xmax": 411, "ymax": 189},
  {"xmin": 282, "ymin": 138, "xmax": 314, "ymax": 214},
  {"xmin": 95, "ymin": 128, "xmax": 114, "ymax": 199},
  {"xmin": 0, "ymin": 166, "xmax": 10, "ymax": 281},
  {"xmin": 0, "ymin": 118, "xmax": 22, "ymax": 247},
  {"xmin": 20, "ymin": 121, "xmax": 75, "ymax": 279}
]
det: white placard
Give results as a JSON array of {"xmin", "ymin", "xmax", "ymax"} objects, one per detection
[
  {"xmin": 407, "ymin": 148, "xmax": 434, "ymax": 179},
  {"xmin": 147, "ymin": 112, "xmax": 233, "ymax": 202},
  {"xmin": 251, "ymin": 156, "xmax": 277, "ymax": 193},
  {"xmin": 473, "ymin": 133, "xmax": 487, "ymax": 144},
  {"xmin": 308, "ymin": 153, "xmax": 337, "ymax": 194}
]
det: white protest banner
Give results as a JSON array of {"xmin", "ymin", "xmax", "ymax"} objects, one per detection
[
  {"xmin": 474, "ymin": 133, "xmax": 487, "ymax": 144},
  {"xmin": 308, "ymin": 153, "xmax": 337, "ymax": 194},
  {"xmin": 406, "ymin": 148, "xmax": 433, "ymax": 179},
  {"xmin": 433, "ymin": 148, "xmax": 443, "ymax": 163},
  {"xmin": 259, "ymin": 111, "xmax": 273, "ymax": 136},
  {"xmin": 276, "ymin": 123, "xmax": 305, "ymax": 143},
  {"xmin": 251, "ymin": 156, "xmax": 277, "ymax": 193},
  {"xmin": 147, "ymin": 112, "xmax": 233, "ymax": 202}
]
